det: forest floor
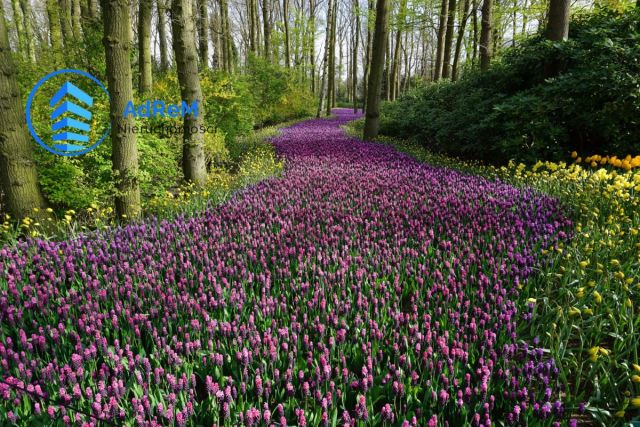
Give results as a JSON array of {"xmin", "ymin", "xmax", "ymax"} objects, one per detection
[{"xmin": 1, "ymin": 109, "xmax": 575, "ymax": 424}]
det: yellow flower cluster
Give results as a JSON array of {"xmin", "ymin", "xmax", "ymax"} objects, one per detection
[{"xmin": 571, "ymin": 151, "xmax": 640, "ymax": 170}]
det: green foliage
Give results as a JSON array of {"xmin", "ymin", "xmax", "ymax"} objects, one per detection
[
  {"xmin": 245, "ymin": 56, "xmax": 316, "ymax": 126},
  {"xmin": 380, "ymin": 8, "xmax": 640, "ymax": 164}
]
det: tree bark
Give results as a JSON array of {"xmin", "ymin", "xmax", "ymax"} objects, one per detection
[
  {"xmin": 157, "ymin": 0, "xmax": 170, "ymax": 71},
  {"xmin": 72, "ymin": 0, "xmax": 83, "ymax": 40},
  {"xmin": 390, "ymin": 0, "xmax": 407, "ymax": 100},
  {"xmin": 362, "ymin": 0, "xmax": 373, "ymax": 112},
  {"xmin": 352, "ymin": 0, "xmax": 360, "ymax": 112},
  {"xmin": 19, "ymin": 0, "xmax": 36, "ymax": 61},
  {"xmin": 479, "ymin": 0, "xmax": 492, "ymax": 70},
  {"xmin": 11, "ymin": 0, "xmax": 26, "ymax": 56},
  {"xmin": 452, "ymin": 0, "xmax": 471, "ymax": 80},
  {"xmin": 545, "ymin": 0, "xmax": 570, "ymax": 41},
  {"xmin": 197, "ymin": 0, "xmax": 209, "ymax": 67},
  {"xmin": 138, "ymin": 0, "xmax": 153, "ymax": 94},
  {"xmin": 317, "ymin": 0, "xmax": 333, "ymax": 117},
  {"xmin": 363, "ymin": 0, "xmax": 390, "ymax": 140},
  {"xmin": 434, "ymin": 0, "xmax": 449, "ymax": 80},
  {"xmin": 102, "ymin": 0, "xmax": 141, "ymax": 221},
  {"xmin": 324, "ymin": 0, "xmax": 335, "ymax": 116},
  {"xmin": 46, "ymin": 0, "xmax": 64, "ymax": 65},
  {"xmin": 0, "ymin": 3, "xmax": 47, "ymax": 220},
  {"xmin": 309, "ymin": 0, "xmax": 316, "ymax": 93},
  {"xmin": 283, "ymin": 0, "xmax": 291, "ymax": 68},
  {"xmin": 441, "ymin": 0, "xmax": 457, "ymax": 79},
  {"xmin": 262, "ymin": 0, "xmax": 271, "ymax": 60},
  {"xmin": 171, "ymin": 0, "xmax": 207, "ymax": 186},
  {"xmin": 60, "ymin": 0, "xmax": 74, "ymax": 44}
]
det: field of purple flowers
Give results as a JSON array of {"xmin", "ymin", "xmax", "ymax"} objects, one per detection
[{"xmin": 1, "ymin": 109, "xmax": 573, "ymax": 425}]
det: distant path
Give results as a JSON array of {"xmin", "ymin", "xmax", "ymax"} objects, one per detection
[{"xmin": 0, "ymin": 109, "xmax": 570, "ymax": 425}]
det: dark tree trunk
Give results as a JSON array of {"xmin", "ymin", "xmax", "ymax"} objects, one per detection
[
  {"xmin": 441, "ymin": 0, "xmax": 457, "ymax": 79},
  {"xmin": 317, "ymin": 0, "xmax": 333, "ymax": 117},
  {"xmin": 479, "ymin": 0, "xmax": 492, "ymax": 70},
  {"xmin": 545, "ymin": 0, "xmax": 570, "ymax": 41},
  {"xmin": 262, "ymin": 0, "xmax": 271, "ymax": 60},
  {"xmin": 197, "ymin": 0, "xmax": 209, "ymax": 67},
  {"xmin": 157, "ymin": 0, "xmax": 170, "ymax": 71},
  {"xmin": 171, "ymin": 0, "xmax": 207, "ymax": 186},
  {"xmin": 434, "ymin": 0, "xmax": 449, "ymax": 80},
  {"xmin": 452, "ymin": 0, "xmax": 471, "ymax": 80},
  {"xmin": 101, "ymin": 0, "xmax": 142, "ymax": 220},
  {"xmin": 138, "ymin": 0, "xmax": 153, "ymax": 94},
  {"xmin": 283, "ymin": 0, "xmax": 291, "ymax": 67},
  {"xmin": 352, "ymin": 0, "xmax": 360, "ymax": 112},
  {"xmin": 363, "ymin": 0, "xmax": 390, "ymax": 140}
]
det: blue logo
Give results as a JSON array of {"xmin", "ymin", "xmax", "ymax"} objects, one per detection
[{"xmin": 26, "ymin": 69, "xmax": 110, "ymax": 157}]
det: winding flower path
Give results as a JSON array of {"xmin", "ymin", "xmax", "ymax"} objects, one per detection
[{"xmin": 1, "ymin": 109, "xmax": 571, "ymax": 425}]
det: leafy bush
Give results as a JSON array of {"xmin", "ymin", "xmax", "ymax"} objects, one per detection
[{"xmin": 380, "ymin": 8, "xmax": 640, "ymax": 164}]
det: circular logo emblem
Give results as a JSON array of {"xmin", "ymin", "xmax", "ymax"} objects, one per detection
[{"xmin": 25, "ymin": 69, "xmax": 111, "ymax": 157}]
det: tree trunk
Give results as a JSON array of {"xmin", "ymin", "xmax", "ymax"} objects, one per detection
[
  {"xmin": 46, "ymin": 0, "xmax": 64, "ymax": 65},
  {"xmin": 452, "ymin": 0, "xmax": 471, "ymax": 80},
  {"xmin": 325, "ymin": 0, "xmax": 335, "ymax": 116},
  {"xmin": 248, "ymin": 0, "xmax": 257, "ymax": 53},
  {"xmin": 471, "ymin": 0, "xmax": 478, "ymax": 66},
  {"xmin": 441, "ymin": 0, "xmax": 456, "ymax": 79},
  {"xmin": 171, "ymin": 0, "xmax": 207, "ymax": 186},
  {"xmin": 434, "ymin": 0, "xmax": 449, "ymax": 80},
  {"xmin": 88, "ymin": 0, "xmax": 98, "ymax": 20},
  {"xmin": 390, "ymin": 0, "xmax": 407, "ymax": 100},
  {"xmin": 60, "ymin": 0, "xmax": 74, "ymax": 44},
  {"xmin": 309, "ymin": 0, "xmax": 316, "ymax": 93},
  {"xmin": 352, "ymin": 0, "xmax": 360, "ymax": 112},
  {"xmin": 363, "ymin": 0, "xmax": 390, "ymax": 140},
  {"xmin": 19, "ymin": 0, "xmax": 36, "ymax": 61},
  {"xmin": 210, "ymin": 3, "xmax": 221, "ymax": 68},
  {"xmin": 197, "ymin": 0, "xmax": 209, "ymax": 67},
  {"xmin": 138, "ymin": 0, "xmax": 153, "ymax": 94},
  {"xmin": 262, "ymin": 0, "xmax": 271, "ymax": 60},
  {"xmin": 157, "ymin": 0, "xmax": 170, "ymax": 71},
  {"xmin": 545, "ymin": 0, "xmax": 570, "ymax": 41},
  {"xmin": 317, "ymin": 0, "xmax": 333, "ymax": 117},
  {"xmin": 362, "ymin": 0, "xmax": 373, "ymax": 112},
  {"xmin": 479, "ymin": 0, "xmax": 492, "ymax": 70},
  {"xmin": 11, "ymin": 0, "xmax": 26, "ymax": 56},
  {"xmin": 0, "ymin": 3, "xmax": 47, "ymax": 220},
  {"xmin": 283, "ymin": 0, "xmax": 291, "ymax": 67},
  {"xmin": 72, "ymin": 0, "xmax": 82, "ymax": 40},
  {"xmin": 101, "ymin": 0, "xmax": 141, "ymax": 220}
]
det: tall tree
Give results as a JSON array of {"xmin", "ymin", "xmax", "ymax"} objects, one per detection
[
  {"xmin": 434, "ymin": 0, "xmax": 449, "ymax": 80},
  {"xmin": 102, "ymin": 0, "xmax": 142, "ymax": 220},
  {"xmin": 363, "ymin": 0, "xmax": 390, "ymax": 139},
  {"xmin": 441, "ymin": 0, "xmax": 457, "ymax": 79},
  {"xmin": 545, "ymin": 0, "xmax": 570, "ymax": 41},
  {"xmin": 390, "ymin": 0, "xmax": 407, "ymax": 100},
  {"xmin": 197, "ymin": 0, "xmax": 209, "ymax": 67},
  {"xmin": 362, "ymin": 0, "xmax": 373, "ymax": 112},
  {"xmin": 0, "ymin": 1, "xmax": 47, "ymax": 220},
  {"xmin": 46, "ymin": 0, "xmax": 64, "ymax": 65},
  {"xmin": 479, "ymin": 0, "xmax": 492, "ymax": 70},
  {"xmin": 19, "ymin": 0, "xmax": 36, "ymax": 61},
  {"xmin": 317, "ymin": 0, "xmax": 333, "ymax": 117},
  {"xmin": 263, "ymin": 0, "xmax": 271, "ymax": 60},
  {"xmin": 11, "ymin": 0, "xmax": 26, "ymax": 56},
  {"xmin": 157, "ymin": 0, "xmax": 170, "ymax": 71},
  {"xmin": 71, "ymin": 0, "xmax": 82, "ymax": 40},
  {"xmin": 452, "ymin": 0, "xmax": 471, "ymax": 80},
  {"xmin": 326, "ymin": 0, "xmax": 337, "ymax": 115},
  {"xmin": 248, "ymin": 0, "xmax": 257, "ymax": 53},
  {"xmin": 138, "ymin": 0, "xmax": 153, "ymax": 94},
  {"xmin": 308, "ymin": 0, "xmax": 317, "ymax": 92},
  {"xmin": 60, "ymin": 0, "xmax": 74, "ymax": 44},
  {"xmin": 283, "ymin": 0, "xmax": 291, "ymax": 68},
  {"xmin": 171, "ymin": 0, "xmax": 207, "ymax": 186},
  {"xmin": 352, "ymin": 0, "xmax": 360, "ymax": 112}
]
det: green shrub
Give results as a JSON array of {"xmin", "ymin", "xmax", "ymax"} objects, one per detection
[{"xmin": 380, "ymin": 8, "xmax": 640, "ymax": 164}]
